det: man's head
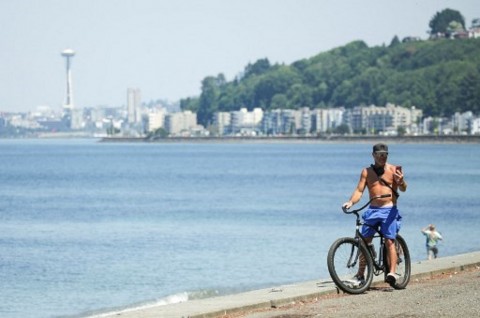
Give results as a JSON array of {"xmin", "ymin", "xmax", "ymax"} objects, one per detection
[
  {"xmin": 373, "ymin": 143, "xmax": 388, "ymax": 154},
  {"xmin": 372, "ymin": 143, "xmax": 388, "ymax": 166}
]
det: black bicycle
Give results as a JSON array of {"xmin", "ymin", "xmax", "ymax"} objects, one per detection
[{"xmin": 327, "ymin": 194, "xmax": 411, "ymax": 294}]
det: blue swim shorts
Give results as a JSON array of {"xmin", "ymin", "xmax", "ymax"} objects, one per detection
[{"xmin": 361, "ymin": 206, "xmax": 402, "ymax": 239}]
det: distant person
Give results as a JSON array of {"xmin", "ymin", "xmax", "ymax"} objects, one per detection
[
  {"xmin": 342, "ymin": 143, "xmax": 407, "ymax": 287},
  {"xmin": 421, "ymin": 224, "xmax": 443, "ymax": 260}
]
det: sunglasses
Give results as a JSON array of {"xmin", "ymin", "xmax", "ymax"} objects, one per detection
[{"xmin": 375, "ymin": 152, "xmax": 388, "ymax": 157}]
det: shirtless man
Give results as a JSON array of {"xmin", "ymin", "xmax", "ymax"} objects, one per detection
[{"xmin": 342, "ymin": 143, "xmax": 407, "ymax": 286}]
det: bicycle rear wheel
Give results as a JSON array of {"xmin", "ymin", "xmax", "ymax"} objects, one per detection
[
  {"xmin": 327, "ymin": 237, "xmax": 374, "ymax": 294},
  {"xmin": 384, "ymin": 234, "xmax": 411, "ymax": 289}
]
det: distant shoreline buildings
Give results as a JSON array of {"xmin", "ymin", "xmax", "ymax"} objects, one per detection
[{"xmin": 1, "ymin": 99, "xmax": 479, "ymax": 138}]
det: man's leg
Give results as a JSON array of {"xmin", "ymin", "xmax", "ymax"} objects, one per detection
[
  {"xmin": 428, "ymin": 247, "xmax": 433, "ymax": 260},
  {"xmin": 357, "ymin": 237, "xmax": 372, "ymax": 278},
  {"xmin": 386, "ymin": 238, "xmax": 397, "ymax": 275}
]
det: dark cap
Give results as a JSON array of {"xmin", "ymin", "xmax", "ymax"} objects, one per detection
[{"xmin": 373, "ymin": 143, "xmax": 388, "ymax": 153}]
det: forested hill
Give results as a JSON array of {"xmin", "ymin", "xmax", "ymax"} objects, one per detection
[{"xmin": 180, "ymin": 38, "xmax": 480, "ymax": 126}]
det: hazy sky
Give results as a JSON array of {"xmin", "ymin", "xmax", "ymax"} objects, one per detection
[{"xmin": 1, "ymin": 0, "xmax": 479, "ymax": 113}]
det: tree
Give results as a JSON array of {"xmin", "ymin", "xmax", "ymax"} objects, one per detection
[
  {"xmin": 147, "ymin": 127, "xmax": 168, "ymax": 139},
  {"xmin": 333, "ymin": 124, "xmax": 350, "ymax": 135},
  {"xmin": 457, "ymin": 69, "xmax": 480, "ymax": 114},
  {"xmin": 180, "ymin": 96, "xmax": 199, "ymax": 112},
  {"xmin": 243, "ymin": 58, "xmax": 271, "ymax": 78},
  {"xmin": 197, "ymin": 75, "xmax": 225, "ymax": 126},
  {"xmin": 287, "ymin": 84, "xmax": 313, "ymax": 108},
  {"xmin": 252, "ymin": 66, "xmax": 302, "ymax": 109},
  {"xmin": 389, "ymin": 35, "xmax": 401, "ymax": 48},
  {"xmin": 429, "ymin": 9, "xmax": 465, "ymax": 35},
  {"xmin": 270, "ymin": 94, "xmax": 288, "ymax": 109}
]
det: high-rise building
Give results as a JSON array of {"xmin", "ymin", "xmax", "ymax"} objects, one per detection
[{"xmin": 127, "ymin": 88, "xmax": 142, "ymax": 124}]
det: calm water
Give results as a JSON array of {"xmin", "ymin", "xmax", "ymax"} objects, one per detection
[{"xmin": 0, "ymin": 139, "xmax": 479, "ymax": 318}]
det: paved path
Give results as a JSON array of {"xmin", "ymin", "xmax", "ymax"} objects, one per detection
[
  {"xmin": 90, "ymin": 251, "xmax": 480, "ymax": 318},
  {"xmin": 239, "ymin": 264, "xmax": 480, "ymax": 318}
]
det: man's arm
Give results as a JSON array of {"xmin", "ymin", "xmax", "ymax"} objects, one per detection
[
  {"xmin": 343, "ymin": 168, "xmax": 367, "ymax": 209},
  {"xmin": 394, "ymin": 168, "xmax": 407, "ymax": 192}
]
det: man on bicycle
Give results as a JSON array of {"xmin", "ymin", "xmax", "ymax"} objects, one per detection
[{"xmin": 342, "ymin": 143, "xmax": 407, "ymax": 287}]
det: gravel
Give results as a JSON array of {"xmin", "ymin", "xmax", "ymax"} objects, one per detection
[{"xmin": 237, "ymin": 266, "xmax": 480, "ymax": 318}]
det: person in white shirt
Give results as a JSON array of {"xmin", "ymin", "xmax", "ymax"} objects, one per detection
[{"xmin": 421, "ymin": 224, "xmax": 443, "ymax": 260}]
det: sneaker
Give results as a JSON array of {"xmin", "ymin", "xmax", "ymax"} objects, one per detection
[
  {"xmin": 346, "ymin": 275, "xmax": 365, "ymax": 287},
  {"xmin": 386, "ymin": 273, "xmax": 397, "ymax": 287}
]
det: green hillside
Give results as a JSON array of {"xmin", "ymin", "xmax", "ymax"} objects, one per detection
[{"xmin": 181, "ymin": 37, "xmax": 480, "ymax": 126}]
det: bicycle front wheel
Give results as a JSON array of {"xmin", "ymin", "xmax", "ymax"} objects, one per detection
[
  {"xmin": 327, "ymin": 237, "xmax": 374, "ymax": 294},
  {"xmin": 392, "ymin": 234, "xmax": 411, "ymax": 289}
]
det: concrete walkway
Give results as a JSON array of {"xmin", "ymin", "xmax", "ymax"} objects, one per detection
[{"xmin": 92, "ymin": 251, "xmax": 480, "ymax": 318}]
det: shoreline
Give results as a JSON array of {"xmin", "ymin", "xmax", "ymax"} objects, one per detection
[
  {"xmin": 100, "ymin": 134, "xmax": 480, "ymax": 144},
  {"xmin": 88, "ymin": 251, "xmax": 480, "ymax": 318}
]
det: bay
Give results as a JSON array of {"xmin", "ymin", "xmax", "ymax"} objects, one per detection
[{"xmin": 0, "ymin": 139, "xmax": 479, "ymax": 318}]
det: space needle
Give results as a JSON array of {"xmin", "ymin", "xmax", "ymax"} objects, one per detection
[{"xmin": 61, "ymin": 49, "xmax": 75, "ymax": 111}]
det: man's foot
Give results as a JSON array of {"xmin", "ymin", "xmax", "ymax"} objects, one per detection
[
  {"xmin": 386, "ymin": 273, "xmax": 397, "ymax": 287},
  {"xmin": 347, "ymin": 274, "xmax": 365, "ymax": 287}
]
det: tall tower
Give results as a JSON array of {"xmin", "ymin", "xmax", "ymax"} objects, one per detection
[
  {"xmin": 127, "ymin": 88, "xmax": 142, "ymax": 124},
  {"xmin": 61, "ymin": 49, "xmax": 75, "ymax": 111}
]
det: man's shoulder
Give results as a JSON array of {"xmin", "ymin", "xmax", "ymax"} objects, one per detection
[{"xmin": 362, "ymin": 166, "xmax": 372, "ymax": 176}]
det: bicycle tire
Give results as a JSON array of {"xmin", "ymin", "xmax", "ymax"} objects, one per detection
[
  {"xmin": 327, "ymin": 237, "xmax": 374, "ymax": 294},
  {"xmin": 393, "ymin": 234, "xmax": 411, "ymax": 289},
  {"xmin": 384, "ymin": 234, "xmax": 411, "ymax": 289}
]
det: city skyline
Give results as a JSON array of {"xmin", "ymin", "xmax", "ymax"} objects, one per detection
[{"xmin": 1, "ymin": 0, "xmax": 479, "ymax": 113}]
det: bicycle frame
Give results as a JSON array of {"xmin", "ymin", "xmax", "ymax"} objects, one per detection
[
  {"xmin": 354, "ymin": 215, "xmax": 387, "ymax": 275},
  {"xmin": 343, "ymin": 194, "xmax": 392, "ymax": 275}
]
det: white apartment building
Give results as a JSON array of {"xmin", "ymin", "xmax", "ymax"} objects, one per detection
[
  {"xmin": 230, "ymin": 108, "xmax": 263, "ymax": 135},
  {"xmin": 472, "ymin": 117, "xmax": 480, "ymax": 134},
  {"xmin": 299, "ymin": 107, "xmax": 312, "ymax": 133},
  {"xmin": 212, "ymin": 112, "xmax": 231, "ymax": 135},
  {"xmin": 453, "ymin": 111, "xmax": 474, "ymax": 133},
  {"xmin": 346, "ymin": 104, "xmax": 422, "ymax": 134},
  {"xmin": 147, "ymin": 109, "xmax": 166, "ymax": 132},
  {"xmin": 311, "ymin": 108, "xmax": 345, "ymax": 133},
  {"xmin": 165, "ymin": 110, "xmax": 198, "ymax": 135},
  {"xmin": 424, "ymin": 111, "xmax": 477, "ymax": 135}
]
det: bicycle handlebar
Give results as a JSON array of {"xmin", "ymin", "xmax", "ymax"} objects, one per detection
[{"xmin": 342, "ymin": 194, "xmax": 392, "ymax": 214}]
